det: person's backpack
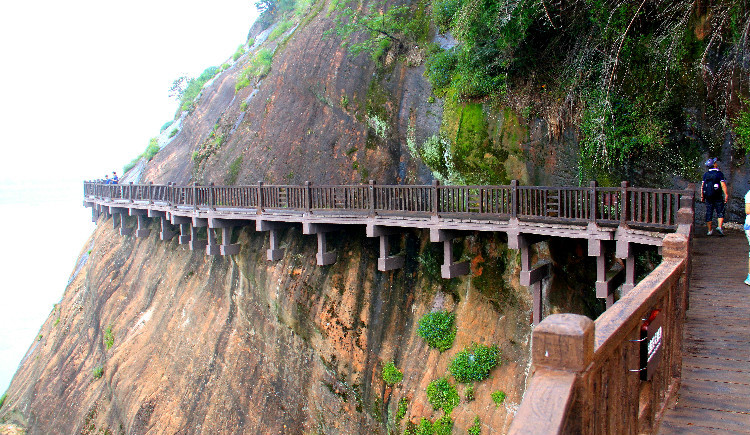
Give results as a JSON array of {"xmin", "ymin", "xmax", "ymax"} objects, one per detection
[{"xmin": 702, "ymin": 172, "xmax": 722, "ymax": 200}]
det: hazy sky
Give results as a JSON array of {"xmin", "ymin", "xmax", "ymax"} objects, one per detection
[
  {"xmin": 0, "ymin": 0, "xmax": 259, "ymax": 183},
  {"xmin": 0, "ymin": 0, "xmax": 259, "ymax": 393}
]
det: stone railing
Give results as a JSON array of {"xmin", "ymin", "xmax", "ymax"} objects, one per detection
[{"xmin": 508, "ymin": 230, "xmax": 691, "ymax": 434}]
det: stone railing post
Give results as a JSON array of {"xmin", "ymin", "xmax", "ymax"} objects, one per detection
[
  {"xmin": 589, "ymin": 180, "xmax": 597, "ymax": 225},
  {"xmin": 509, "ymin": 314, "xmax": 594, "ymax": 435},
  {"xmin": 305, "ymin": 181, "xmax": 312, "ymax": 214},
  {"xmin": 620, "ymin": 181, "xmax": 629, "ymax": 227},
  {"xmin": 257, "ymin": 181, "xmax": 264, "ymax": 215},
  {"xmin": 368, "ymin": 180, "xmax": 376, "ymax": 218}
]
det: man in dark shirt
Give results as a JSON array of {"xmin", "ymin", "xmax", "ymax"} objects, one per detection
[{"xmin": 701, "ymin": 157, "xmax": 728, "ymax": 235}]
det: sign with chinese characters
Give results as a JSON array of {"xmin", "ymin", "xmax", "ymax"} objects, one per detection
[{"xmin": 640, "ymin": 309, "xmax": 664, "ymax": 381}]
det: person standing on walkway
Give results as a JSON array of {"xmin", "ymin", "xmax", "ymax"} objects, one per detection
[
  {"xmin": 701, "ymin": 157, "xmax": 728, "ymax": 235},
  {"xmin": 745, "ymin": 188, "xmax": 750, "ymax": 285}
]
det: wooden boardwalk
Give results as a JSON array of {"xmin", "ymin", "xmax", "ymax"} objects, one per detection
[{"xmin": 659, "ymin": 229, "xmax": 750, "ymax": 434}]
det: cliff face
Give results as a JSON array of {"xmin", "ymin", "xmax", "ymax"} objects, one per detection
[{"xmin": 1, "ymin": 219, "xmax": 533, "ymax": 434}]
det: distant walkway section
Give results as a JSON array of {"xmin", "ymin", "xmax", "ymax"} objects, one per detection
[{"xmin": 659, "ymin": 230, "xmax": 750, "ymax": 434}]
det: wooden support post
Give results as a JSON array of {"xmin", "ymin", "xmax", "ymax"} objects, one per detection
[
  {"xmin": 189, "ymin": 225, "xmax": 207, "ymax": 251},
  {"xmin": 179, "ymin": 223, "xmax": 191, "ymax": 244},
  {"xmin": 112, "ymin": 212, "xmax": 120, "ymax": 230},
  {"xmin": 119, "ymin": 213, "xmax": 133, "ymax": 236},
  {"xmin": 518, "ymin": 235, "xmax": 550, "ymax": 324},
  {"xmin": 135, "ymin": 215, "xmax": 151, "ymax": 238},
  {"xmin": 378, "ymin": 235, "xmax": 405, "ymax": 271},
  {"xmin": 622, "ymin": 253, "xmax": 636, "ymax": 294},
  {"xmin": 206, "ymin": 228, "xmax": 220, "ymax": 255},
  {"xmin": 429, "ymin": 229, "xmax": 470, "ymax": 278},
  {"xmin": 219, "ymin": 227, "xmax": 240, "ymax": 256},
  {"xmin": 316, "ymin": 232, "xmax": 336, "ymax": 266},
  {"xmin": 267, "ymin": 229, "xmax": 284, "ymax": 261},
  {"xmin": 160, "ymin": 217, "xmax": 176, "ymax": 241}
]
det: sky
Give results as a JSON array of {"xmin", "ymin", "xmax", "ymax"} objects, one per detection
[{"xmin": 0, "ymin": 0, "xmax": 259, "ymax": 393}]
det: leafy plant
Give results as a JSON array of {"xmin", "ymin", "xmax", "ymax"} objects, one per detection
[
  {"xmin": 433, "ymin": 414, "xmax": 453, "ymax": 435},
  {"xmin": 491, "ymin": 390, "xmax": 506, "ymax": 406},
  {"xmin": 464, "ymin": 383, "xmax": 475, "ymax": 402},
  {"xmin": 159, "ymin": 120, "xmax": 174, "ymax": 133},
  {"xmin": 225, "ymin": 156, "xmax": 243, "ymax": 185},
  {"xmin": 236, "ymin": 49, "xmax": 274, "ymax": 91},
  {"xmin": 449, "ymin": 343, "xmax": 500, "ymax": 383},
  {"xmin": 415, "ymin": 418, "xmax": 433, "ymax": 435},
  {"xmin": 417, "ymin": 310, "xmax": 456, "ymax": 352},
  {"xmin": 103, "ymin": 325, "xmax": 114, "ymax": 350},
  {"xmin": 93, "ymin": 366, "xmax": 104, "ymax": 379},
  {"xmin": 232, "ymin": 44, "xmax": 246, "ymax": 61},
  {"xmin": 468, "ymin": 416, "xmax": 481, "ymax": 435},
  {"xmin": 143, "ymin": 137, "xmax": 160, "ymax": 161},
  {"xmin": 425, "ymin": 377, "xmax": 459, "ymax": 414},
  {"xmin": 0, "ymin": 393, "xmax": 6, "ymax": 410},
  {"xmin": 168, "ymin": 129, "xmax": 178, "ymax": 138},
  {"xmin": 733, "ymin": 98, "xmax": 750, "ymax": 153},
  {"xmin": 396, "ymin": 396, "xmax": 408, "ymax": 420},
  {"xmin": 382, "ymin": 361, "xmax": 403, "ymax": 385},
  {"xmin": 268, "ymin": 20, "xmax": 294, "ymax": 41}
]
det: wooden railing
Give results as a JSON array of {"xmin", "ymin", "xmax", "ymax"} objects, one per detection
[
  {"xmin": 84, "ymin": 180, "xmax": 693, "ymax": 230},
  {"xmin": 508, "ymin": 231, "xmax": 691, "ymax": 434}
]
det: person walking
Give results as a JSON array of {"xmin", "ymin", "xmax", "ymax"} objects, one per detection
[
  {"xmin": 112, "ymin": 171, "xmax": 119, "ymax": 184},
  {"xmin": 745, "ymin": 187, "xmax": 750, "ymax": 285},
  {"xmin": 701, "ymin": 157, "xmax": 728, "ymax": 235}
]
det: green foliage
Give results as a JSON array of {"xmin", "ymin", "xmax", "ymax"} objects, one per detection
[
  {"xmin": 733, "ymin": 98, "xmax": 750, "ymax": 153},
  {"xmin": 240, "ymin": 100, "xmax": 248, "ymax": 111},
  {"xmin": 396, "ymin": 396, "xmax": 408, "ymax": 420},
  {"xmin": 236, "ymin": 49, "xmax": 274, "ymax": 91},
  {"xmin": 159, "ymin": 120, "xmax": 174, "ymax": 133},
  {"xmin": 417, "ymin": 240, "xmax": 444, "ymax": 281},
  {"xmin": 0, "ymin": 393, "xmax": 6, "ymax": 410},
  {"xmin": 415, "ymin": 418, "xmax": 433, "ymax": 435},
  {"xmin": 103, "ymin": 325, "xmax": 114, "ymax": 350},
  {"xmin": 425, "ymin": 377, "xmax": 459, "ymax": 414},
  {"xmin": 92, "ymin": 366, "xmax": 104, "ymax": 379},
  {"xmin": 168, "ymin": 128, "xmax": 178, "ymax": 138},
  {"xmin": 226, "ymin": 156, "xmax": 243, "ymax": 185},
  {"xmin": 173, "ymin": 66, "xmax": 220, "ymax": 113},
  {"xmin": 433, "ymin": 414, "xmax": 453, "ymax": 435},
  {"xmin": 468, "ymin": 416, "xmax": 481, "ymax": 435},
  {"xmin": 269, "ymin": 20, "xmax": 294, "ymax": 41},
  {"xmin": 491, "ymin": 390, "xmax": 506, "ymax": 406},
  {"xmin": 425, "ymin": 47, "xmax": 458, "ymax": 95},
  {"xmin": 417, "ymin": 310, "xmax": 456, "ymax": 352},
  {"xmin": 232, "ymin": 44, "xmax": 246, "ymax": 61},
  {"xmin": 464, "ymin": 383, "xmax": 475, "ymax": 402},
  {"xmin": 431, "ymin": 0, "xmax": 463, "ymax": 32},
  {"xmin": 448, "ymin": 343, "xmax": 500, "ymax": 383},
  {"xmin": 123, "ymin": 158, "xmax": 138, "ymax": 174},
  {"xmin": 382, "ymin": 361, "xmax": 403, "ymax": 385},
  {"xmin": 143, "ymin": 138, "xmax": 160, "ymax": 161}
]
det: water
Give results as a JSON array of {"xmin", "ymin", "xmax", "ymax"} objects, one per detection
[{"xmin": 0, "ymin": 179, "xmax": 94, "ymax": 393}]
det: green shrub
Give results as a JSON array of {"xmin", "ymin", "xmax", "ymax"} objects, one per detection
[
  {"xmin": 247, "ymin": 37, "xmax": 255, "ymax": 47},
  {"xmin": 178, "ymin": 66, "xmax": 219, "ymax": 112},
  {"xmin": 417, "ymin": 310, "xmax": 456, "ymax": 352},
  {"xmin": 425, "ymin": 377, "xmax": 459, "ymax": 414},
  {"xmin": 268, "ymin": 20, "xmax": 294, "ymax": 41},
  {"xmin": 396, "ymin": 396, "xmax": 408, "ymax": 420},
  {"xmin": 734, "ymin": 99, "xmax": 750, "ymax": 153},
  {"xmin": 0, "ymin": 393, "xmax": 6, "ymax": 410},
  {"xmin": 449, "ymin": 343, "xmax": 500, "ymax": 383},
  {"xmin": 103, "ymin": 325, "xmax": 114, "ymax": 350},
  {"xmin": 232, "ymin": 44, "xmax": 246, "ymax": 61},
  {"xmin": 236, "ymin": 49, "xmax": 274, "ymax": 91},
  {"xmin": 240, "ymin": 100, "xmax": 248, "ymax": 111},
  {"xmin": 464, "ymin": 383, "xmax": 475, "ymax": 402},
  {"xmin": 468, "ymin": 416, "xmax": 481, "ymax": 435},
  {"xmin": 159, "ymin": 120, "xmax": 174, "ymax": 133},
  {"xmin": 93, "ymin": 366, "xmax": 104, "ymax": 379},
  {"xmin": 123, "ymin": 158, "xmax": 139, "ymax": 173},
  {"xmin": 432, "ymin": 0, "xmax": 463, "ymax": 32},
  {"xmin": 425, "ymin": 47, "xmax": 458, "ymax": 94},
  {"xmin": 382, "ymin": 361, "xmax": 403, "ymax": 385},
  {"xmin": 415, "ymin": 418, "xmax": 433, "ymax": 435},
  {"xmin": 434, "ymin": 414, "xmax": 453, "ymax": 435},
  {"xmin": 143, "ymin": 138, "xmax": 160, "ymax": 161},
  {"xmin": 225, "ymin": 156, "xmax": 243, "ymax": 185},
  {"xmin": 491, "ymin": 390, "xmax": 506, "ymax": 406},
  {"xmin": 169, "ymin": 128, "xmax": 178, "ymax": 138}
]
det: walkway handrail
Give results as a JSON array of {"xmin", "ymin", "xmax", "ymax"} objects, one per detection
[
  {"xmin": 508, "ymin": 232, "xmax": 691, "ymax": 434},
  {"xmin": 83, "ymin": 181, "xmax": 693, "ymax": 230}
]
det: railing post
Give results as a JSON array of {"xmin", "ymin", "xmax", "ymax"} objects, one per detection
[
  {"xmin": 305, "ymin": 181, "xmax": 312, "ymax": 215},
  {"xmin": 369, "ymin": 180, "xmax": 376, "ymax": 217},
  {"xmin": 209, "ymin": 182, "xmax": 215, "ymax": 210},
  {"xmin": 192, "ymin": 182, "xmax": 197, "ymax": 210},
  {"xmin": 620, "ymin": 181, "xmax": 629, "ymax": 227},
  {"xmin": 149, "ymin": 182, "xmax": 154, "ymax": 204},
  {"xmin": 129, "ymin": 182, "xmax": 134, "ymax": 203},
  {"xmin": 257, "ymin": 181, "xmax": 264, "ymax": 215},
  {"xmin": 589, "ymin": 180, "xmax": 597, "ymax": 224},
  {"xmin": 431, "ymin": 180, "xmax": 440, "ymax": 219},
  {"xmin": 511, "ymin": 180, "xmax": 518, "ymax": 219}
]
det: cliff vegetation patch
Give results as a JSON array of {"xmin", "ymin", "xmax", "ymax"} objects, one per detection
[
  {"xmin": 416, "ymin": 310, "xmax": 456, "ymax": 351},
  {"xmin": 448, "ymin": 343, "xmax": 500, "ymax": 383}
]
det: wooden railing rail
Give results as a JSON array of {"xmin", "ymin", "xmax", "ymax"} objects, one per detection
[
  {"xmin": 508, "ymin": 232, "xmax": 691, "ymax": 435},
  {"xmin": 83, "ymin": 181, "xmax": 693, "ymax": 230}
]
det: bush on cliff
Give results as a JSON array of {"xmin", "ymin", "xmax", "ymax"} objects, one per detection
[
  {"xmin": 417, "ymin": 310, "xmax": 456, "ymax": 351},
  {"xmin": 425, "ymin": 377, "xmax": 459, "ymax": 414},
  {"xmin": 448, "ymin": 343, "xmax": 500, "ymax": 383}
]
